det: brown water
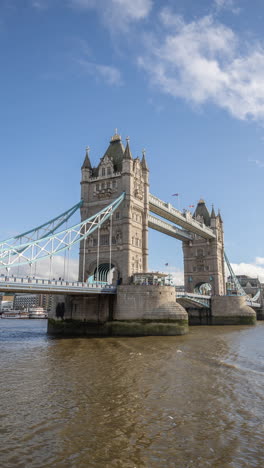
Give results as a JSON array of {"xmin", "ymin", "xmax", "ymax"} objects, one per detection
[{"xmin": 0, "ymin": 320, "xmax": 264, "ymax": 468}]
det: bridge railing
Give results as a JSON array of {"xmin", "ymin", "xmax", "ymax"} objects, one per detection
[
  {"xmin": 149, "ymin": 193, "xmax": 215, "ymax": 238},
  {"xmin": 0, "ymin": 276, "xmax": 116, "ymax": 291},
  {"xmin": 176, "ymin": 291, "xmax": 211, "ymax": 300}
]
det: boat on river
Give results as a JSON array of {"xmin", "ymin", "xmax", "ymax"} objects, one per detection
[
  {"xmin": 28, "ymin": 307, "xmax": 48, "ymax": 319},
  {"xmin": 1, "ymin": 310, "xmax": 29, "ymax": 319}
]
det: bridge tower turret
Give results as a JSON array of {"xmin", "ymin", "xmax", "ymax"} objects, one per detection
[
  {"xmin": 182, "ymin": 200, "xmax": 226, "ymax": 295},
  {"xmin": 79, "ymin": 132, "xmax": 149, "ymax": 285}
]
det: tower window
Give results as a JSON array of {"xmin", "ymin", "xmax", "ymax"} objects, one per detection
[
  {"xmin": 100, "ymin": 235, "xmax": 109, "ymax": 246},
  {"xmin": 102, "ymin": 168, "xmax": 105, "ymax": 177}
]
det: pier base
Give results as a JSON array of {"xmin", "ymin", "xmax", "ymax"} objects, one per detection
[
  {"xmin": 48, "ymin": 286, "xmax": 188, "ymax": 336},
  {"xmin": 211, "ymin": 296, "xmax": 256, "ymax": 325}
]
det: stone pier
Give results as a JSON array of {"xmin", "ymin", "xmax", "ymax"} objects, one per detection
[
  {"xmin": 48, "ymin": 285, "xmax": 188, "ymax": 337},
  {"xmin": 210, "ymin": 296, "xmax": 256, "ymax": 325}
]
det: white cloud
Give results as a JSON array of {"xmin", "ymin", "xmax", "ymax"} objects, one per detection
[
  {"xmin": 231, "ymin": 260, "xmax": 264, "ymax": 282},
  {"xmin": 255, "ymin": 257, "xmax": 264, "ymax": 265},
  {"xmin": 249, "ymin": 158, "xmax": 264, "ymax": 168},
  {"xmin": 139, "ymin": 12, "xmax": 264, "ymax": 122},
  {"xmin": 70, "ymin": 0, "xmax": 152, "ymax": 30},
  {"xmin": 78, "ymin": 59, "xmax": 123, "ymax": 85},
  {"xmin": 10, "ymin": 255, "xmax": 79, "ymax": 282},
  {"xmin": 214, "ymin": 0, "xmax": 240, "ymax": 14}
]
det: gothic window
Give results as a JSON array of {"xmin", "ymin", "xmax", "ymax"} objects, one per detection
[
  {"xmin": 96, "ymin": 184, "xmax": 99, "ymax": 191},
  {"xmin": 93, "ymin": 238, "xmax": 98, "ymax": 247},
  {"xmin": 102, "ymin": 168, "xmax": 105, "ymax": 177},
  {"xmin": 116, "ymin": 211, "xmax": 120, "ymax": 220},
  {"xmin": 197, "ymin": 248, "xmax": 204, "ymax": 257},
  {"xmin": 100, "ymin": 234, "xmax": 109, "ymax": 246},
  {"xmin": 102, "ymin": 182, "xmax": 105, "ymax": 189},
  {"xmin": 112, "ymin": 236, "xmax": 116, "ymax": 245},
  {"xmin": 107, "ymin": 181, "xmax": 111, "ymax": 188},
  {"xmin": 107, "ymin": 167, "xmax": 111, "ymax": 175},
  {"xmin": 113, "ymin": 180, "xmax": 117, "ymax": 188}
]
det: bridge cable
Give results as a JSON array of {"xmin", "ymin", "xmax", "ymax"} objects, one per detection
[
  {"xmin": 224, "ymin": 251, "xmax": 247, "ymax": 296},
  {"xmin": 82, "ymin": 224, "xmax": 87, "ymax": 283},
  {"xmin": 0, "ymin": 201, "xmax": 83, "ymax": 251},
  {"xmin": 0, "ymin": 192, "xmax": 125, "ymax": 270},
  {"xmin": 109, "ymin": 213, "xmax": 113, "ymax": 284}
]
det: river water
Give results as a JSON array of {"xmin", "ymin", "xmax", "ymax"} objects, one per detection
[{"xmin": 0, "ymin": 320, "xmax": 264, "ymax": 468}]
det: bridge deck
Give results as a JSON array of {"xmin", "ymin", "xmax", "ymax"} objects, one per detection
[
  {"xmin": 0, "ymin": 277, "xmax": 117, "ymax": 295},
  {"xmin": 149, "ymin": 194, "xmax": 216, "ymax": 240},
  {"xmin": 148, "ymin": 214, "xmax": 193, "ymax": 241}
]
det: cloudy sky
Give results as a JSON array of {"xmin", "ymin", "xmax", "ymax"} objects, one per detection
[{"xmin": 1, "ymin": 0, "xmax": 264, "ymax": 282}]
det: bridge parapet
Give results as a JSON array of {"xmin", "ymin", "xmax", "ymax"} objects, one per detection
[
  {"xmin": 0, "ymin": 276, "xmax": 117, "ymax": 295},
  {"xmin": 176, "ymin": 291, "xmax": 211, "ymax": 308}
]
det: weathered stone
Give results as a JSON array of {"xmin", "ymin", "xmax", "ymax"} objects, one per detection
[
  {"xmin": 48, "ymin": 285, "xmax": 189, "ymax": 336},
  {"xmin": 211, "ymin": 296, "xmax": 257, "ymax": 325}
]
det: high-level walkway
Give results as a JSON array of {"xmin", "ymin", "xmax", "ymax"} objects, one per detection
[{"xmin": 149, "ymin": 193, "xmax": 216, "ymax": 239}]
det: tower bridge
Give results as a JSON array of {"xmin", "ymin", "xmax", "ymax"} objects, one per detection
[{"xmin": 0, "ymin": 131, "xmax": 261, "ymax": 334}]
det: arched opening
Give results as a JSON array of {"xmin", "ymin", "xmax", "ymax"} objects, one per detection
[
  {"xmin": 194, "ymin": 282, "xmax": 212, "ymax": 295},
  {"xmin": 88, "ymin": 263, "xmax": 116, "ymax": 284}
]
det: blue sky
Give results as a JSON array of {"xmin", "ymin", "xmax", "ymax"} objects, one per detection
[{"xmin": 1, "ymin": 0, "xmax": 264, "ymax": 282}]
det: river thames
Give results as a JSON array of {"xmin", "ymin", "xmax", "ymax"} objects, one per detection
[{"xmin": 0, "ymin": 320, "xmax": 263, "ymax": 468}]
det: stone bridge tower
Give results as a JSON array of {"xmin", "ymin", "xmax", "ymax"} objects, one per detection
[
  {"xmin": 79, "ymin": 132, "xmax": 149, "ymax": 285},
  {"xmin": 182, "ymin": 200, "xmax": 226, "ymax": 295}
]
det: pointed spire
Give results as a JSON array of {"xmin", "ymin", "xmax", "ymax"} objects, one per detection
[
  {"xmin": 123, "ymin": 137, "xmax": 132, "ymax": 160},
  {"xmin": 141, "ymin": 148, "xmax": 148, "ymax": 170},
  {"xmin": 111, "ymin": 129, "xmax": 121, "ymax": 142},
  {"xmin": 211, "ymin": 204, "xmax": 216, "ymax": 218},
  {"xmin": 81, "ymin": 146, "xmax": 92, "ymax": 170},
  {"xmin": 218, "ymin": 209, "xmax": 223, "ymax": 223},
  {"xmin": 193, "ymin": 199, "xmax": 211, "ymax": 226}
]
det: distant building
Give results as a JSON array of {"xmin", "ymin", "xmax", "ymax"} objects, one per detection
[
  {"xmin": 14, "ymin": 294, "xmax": 39, "ymax": 310},
  {"xmin": 13, "ymin": 293, "xmax": 53, "ymax": 311},
  {"xmin": 1, "ymin": 300, "xmax": 14, "ymax": 311},
  {"xmin": 227, "ymin": 275, "xmax": 261, "ymax": 297},
  {"xmin": 0, "ymin": 294, "xmax": 14, "ymax": 310}
]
